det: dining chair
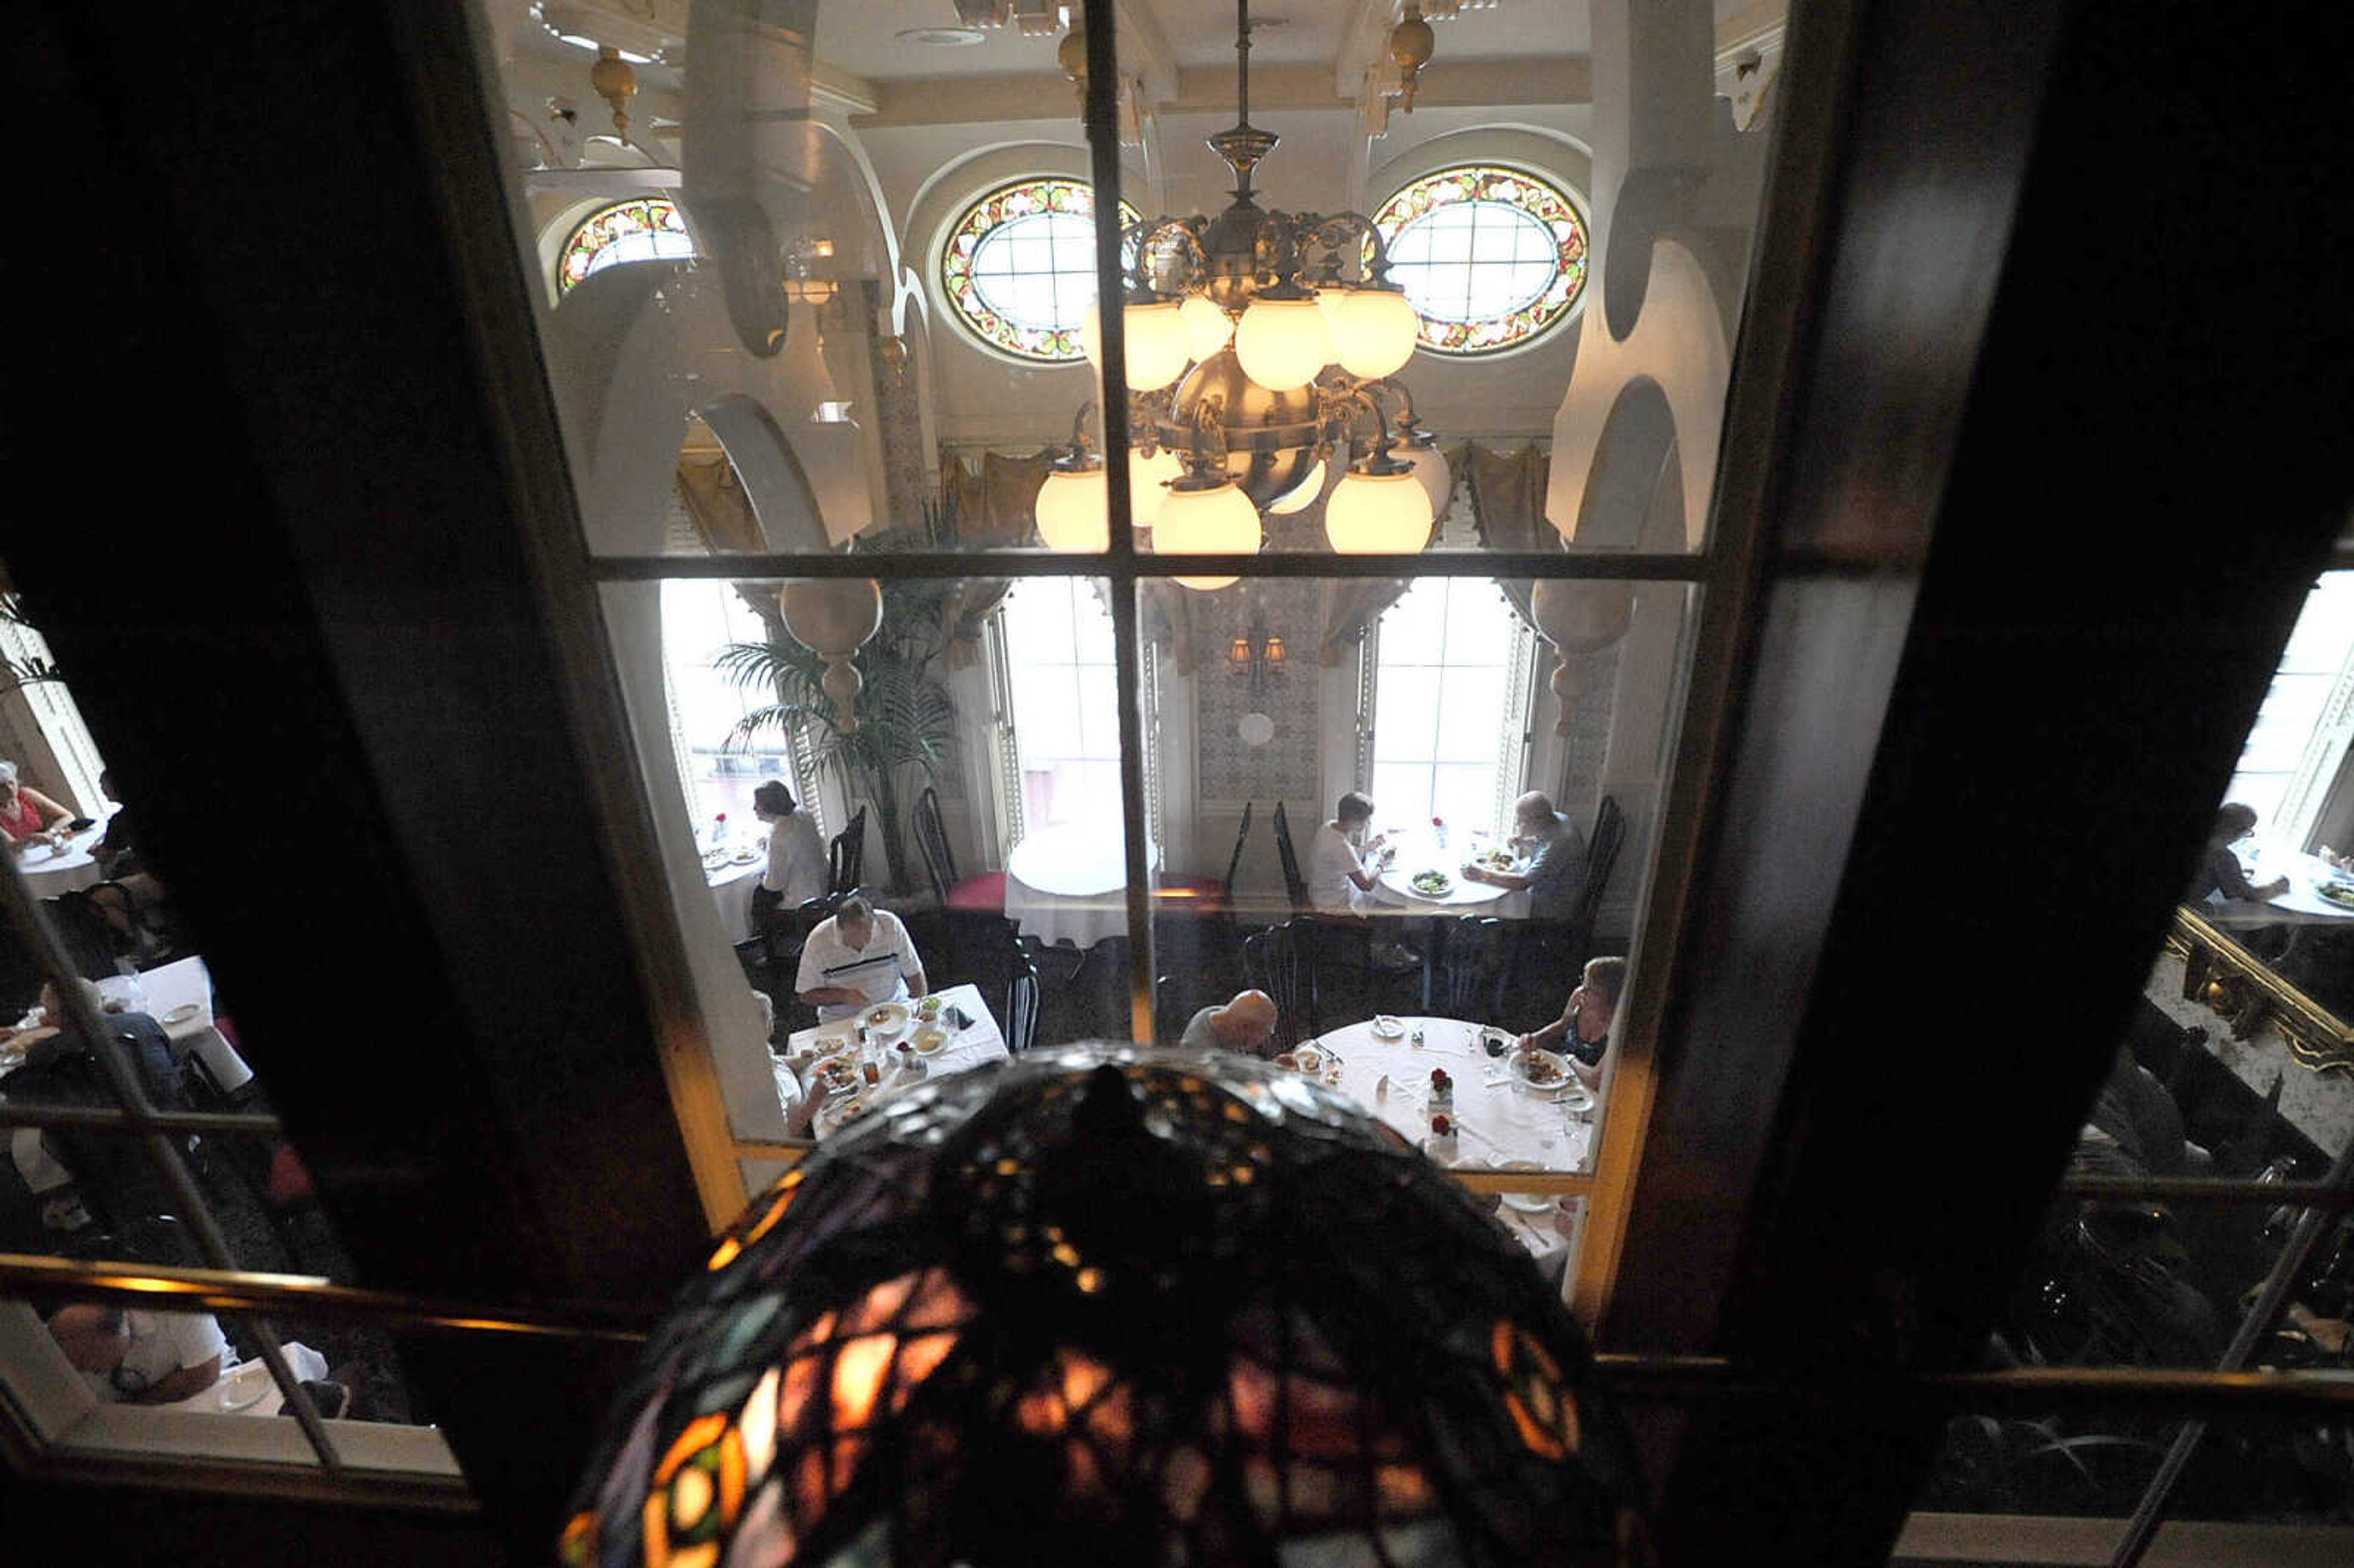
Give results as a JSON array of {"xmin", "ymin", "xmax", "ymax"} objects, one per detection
[
  {"xmin": 1441, "ymin": 915, "xmax": 1507, "ymax": 1020},
  {"xmin": 915, "ymin": 784, "xmax": 1007, "ymax": 916},
  {"xmin": 1270, "ymin": 801, "xmax": 1308, "ymax": 913},
  {"xmin": 1564, "ymin": 794, "xmax": 1626, "ymax": 967},
  {"xmin": 1243, "ymin": 919, "xmax": 1316, "ymax": 1049},
  {"xmin": 1004, "ymin": 946, "xmax": 1040, "ymax": 1055},
  {"xmin": 1153, "ymin": 801, "xmax": 1251, "ymax": 921},
  {"xmin": 827, "ymin": 805, "xmax": 867, "ymax": 897}
]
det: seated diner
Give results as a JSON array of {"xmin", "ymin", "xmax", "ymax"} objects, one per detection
[{"xmin": 796, "ymin": 896, "xmax": 929, "ymax": 1024}]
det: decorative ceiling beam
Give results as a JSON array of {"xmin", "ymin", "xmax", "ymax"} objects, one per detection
[{"xmin": 1178, "ymin": 57, "xmax": 1591, "ymax": 113}]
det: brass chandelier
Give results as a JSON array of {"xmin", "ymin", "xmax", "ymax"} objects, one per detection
[{"xmin": 1034, "ymin": 0, "xmax": 1453, "ymax": 582}]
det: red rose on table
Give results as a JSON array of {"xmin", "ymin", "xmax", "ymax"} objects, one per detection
[
  {"xmin": 1430, "ymin": 1068, "xmax": 1449, "ymax": 1087},
  {"xmin": 1430, "ymin": 1114, "xmax": 1453, "ymax": 1136},
  {"xmin": 1431, "ymin": 816, "xmax": 1444, "ymax": 827}
]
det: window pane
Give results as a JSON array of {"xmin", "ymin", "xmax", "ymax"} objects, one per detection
[{"xmin": 1372, "ymin": 668, "xmax": 1443, "ymax": 762}]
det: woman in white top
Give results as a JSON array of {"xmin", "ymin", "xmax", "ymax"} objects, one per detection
[
  {"xmin": 753, "ymin": 780, "xmax": 829, "ymax": 907},
  {"xmin": 1308, "ymin": 792, "xmax": 1390, "ymax": 915}
]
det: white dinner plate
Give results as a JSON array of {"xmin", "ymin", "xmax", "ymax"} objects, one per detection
[
  {"xmin": 1370, "ymin": 1016, "xmax": 1406, "ymax": 1040},
  {"xmin": 218, "ymin": 1363, "xmax": 271, "ymax": 1412},
  {"xmin": 816, "ymin": 1092, "xmax": 877, "ymax": 1139},
  {"xmin": 1496, "ymin": 1161, "xmax": 1553, "ymax": 1214},
  {"xmin": 1406, "ymin": 870, "xmax": 1455, "ymax": 898},
  {"xmin": 911, "ymin": 1026, "xmax": 950, "ymax": 1055},
  {"xmin": 1513, "ymin": 1049, "xmax": 1577, "ymax": 1092},
  {"xmin": 863, "ymin": 1002, "xmax": 910, "ymax": 1035},
  {"xmin": 161, "ymin": 1003, "xmax": 203, "ymax": 1027}
]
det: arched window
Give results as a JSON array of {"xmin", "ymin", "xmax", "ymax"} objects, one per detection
[
  {"xmin": 1371, "ymin": 165, "xmax": 1589, "ymax": 356},
  {"xmin": 558, "ymin": 197, "xmax": 696, "ymax": 294},
  {"xmin": 939, "ymin": 178, "xmax": 1140, "ymax": 363}
]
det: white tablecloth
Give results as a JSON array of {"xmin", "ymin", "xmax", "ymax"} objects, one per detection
[
  {"xmin": 773, "ymin": 982, "xmax": 1008, "ymax": 1135},
  {"xmin": 706, "ymin": 851, "xmax": 766, "ymax": 943},
  {"xmin": 1005, "ymin": 821, "xmax": 1157, "ymax": 949},
  {"xmin": 16, "ymin": 820, "xmax": 109, "ymax": 898},
  {"xmin": 1310, "ymin": 1014, "xmax": 1593, "ymax": 1175},
  {"xmin": 137, "ymin": 956, "xmax": 256, "ymax": 1095},
  {"xmin": 2230, "ymin": 847, "xmax": 2354, "ymax": 924},
  {"xmin": 1371, "ymin": 836, "xmax": 1522, "ymax": 916}
]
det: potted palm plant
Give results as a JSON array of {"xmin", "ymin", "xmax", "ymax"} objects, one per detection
[{"xmin": 716, "ymin": 508, "xmax": 989, "ymax": 894}]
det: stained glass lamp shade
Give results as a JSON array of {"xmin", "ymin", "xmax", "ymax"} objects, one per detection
[{"xmin": 564, "ymin": 1048, "xmax": 1647, "ymax": 1568}]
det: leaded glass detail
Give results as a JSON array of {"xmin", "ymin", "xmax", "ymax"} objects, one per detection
[
  {"xmin": 1371, "ymin": 166, "xmax": 1589, "ymax": 357},
  {"xmin": 939, "ymin": 178, "xmax": 1141, "ymax": 363},
  {"xmin": 558, "ymin": 197, "xmax": 695, "ymax": 294}
]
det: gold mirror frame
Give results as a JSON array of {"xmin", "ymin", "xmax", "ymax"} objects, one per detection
[{"xmin": 2166, "ymin": 905, "xmax": 2354, "ymax": 1078}]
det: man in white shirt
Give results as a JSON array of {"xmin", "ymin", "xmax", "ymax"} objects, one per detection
[
  {"xmin": 795, "ymin": 896, "xmax": 929, "ymax": 1022},
  {"xmin": 48, "ymin": 1304, "xmax": 227, "ymax": 1404},
  {"xmin": 753, "ymin": 780, "xmax": 829, "ymax": 907},
  {"xmin": 1308, "ymin": 792, "xmax": 1389, "ymax": 915}
]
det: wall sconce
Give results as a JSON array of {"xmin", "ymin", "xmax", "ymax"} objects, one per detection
[
  {"xmin": 1229, "ymin": 617, "xmax": 1287, "ymax": 699},
  {"xmin": 782, "ymin": 278, "xmax": 839, "ymax": 306}
]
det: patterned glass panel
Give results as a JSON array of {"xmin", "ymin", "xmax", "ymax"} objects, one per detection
[
  {"xmin": 1372, "ymin": 166, "xmax": 1590, "ymax": 357},
  {"xmin": 939, "ymin": 178, "xmax": 1141, "ymax": 363},
  {"xmin": 558, "ymin": 197, "xmax": 696, "ymax": 294}
]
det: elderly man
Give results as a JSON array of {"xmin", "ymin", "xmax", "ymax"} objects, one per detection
[
  {"xmin": 795, "ymin": 895, "xmax": 929, "ymax": 1023},
  {"xmin": 1463, "ymin": 791, "xmax": 1588, "ymax": 920},
  {"xmin": 48, "ymin": 1304, "xmax": 228, "ymax": 1404},
  {"xmin": 1178, "ymin": 989, "xmax": 1279, "ymax": 1057}
]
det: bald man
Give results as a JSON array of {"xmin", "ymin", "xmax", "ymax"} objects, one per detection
[
  {"xmin": 1463, "ymin": 791, "xmax": 1587, "ymax": 920},
  {"xmin": 48, "ymin": 1304, "xmax": 227, "ymax": 1404},
  {"xmin": 1178, "ymin": 990, "xmax": 1279, "ymax": 1057}
]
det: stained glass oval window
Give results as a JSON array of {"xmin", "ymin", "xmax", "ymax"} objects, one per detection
[
  {"xmin": 939, "ymin": 178, "xmax": 1141, "ymax": 363},
  {"xmin": 558, "ymin": 197, "xmax": 696, "ymax": 294},
  {"xmin": 1371, "ymin": 166, "xmax": 1588, "ymax": 357}
]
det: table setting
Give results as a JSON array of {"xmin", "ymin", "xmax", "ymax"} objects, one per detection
[
  {"xmin": 0, "ymin": 955, "xmax": 254, "ymax": 1097},
  {"xmin": 703, "ymin": 836, "xmax": 767, "ymax": 945},
  {"xmin": 12, "ymin": 813, "xmax": 113, "ymax": 899},
  {"xmin": 771, "ymin": 981, "xmax": 1008, "ymax": 1137},
  {"xmin": 1278, "ymin": 1012, "xmax": 1595, "ymax": 1255},
  {"xmin": 2236, "ymin": 843, "xmax": 2354, "ymax": 923}
]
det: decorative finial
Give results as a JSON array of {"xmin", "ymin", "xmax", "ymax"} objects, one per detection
[
  {"xmin": 589, "ymin": 45, "xmax": 638, "ymax": 141},
  {"xmin": 1388, "ymin": 7, "xmax": 1435, "ymax": 113}
]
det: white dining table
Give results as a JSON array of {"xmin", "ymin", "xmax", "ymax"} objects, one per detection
[
  {"xmin": 135, "ymin": 955, "xmax": 257, "ymax": 1095},
  {"xmin": 2228, "ymin": 846, "xmax": 2354, "ymax": 924},
  {"xmin": 1298, "ymin": 1012, "xmax": 1592, "ymax": 1260},
  {"xmin": 1004, "ymin": 820, "xmax": 1157, "ymax": 949},
  {"xmin": 705, "ymin": 847, "xmax": 766, "ymax": 945},
  {"xmin": 772, "ymin": 981, "xmax": 1008, "ymax": 1136},
  {"xmin": 13, "ymin": 816, "xmax": 110, "ymax": 899},
  {"xmin": 1370, "ymin": 835, "xmax": 1523, "ymax": 917}
]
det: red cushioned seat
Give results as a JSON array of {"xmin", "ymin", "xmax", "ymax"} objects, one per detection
[
  {"xmin": 1152, "ymin": 875, "xmax": 1227, "ymax": 918},
  {"xmin": 947, "ymin": 872, "xmax": 1007, "ymax": 915}
]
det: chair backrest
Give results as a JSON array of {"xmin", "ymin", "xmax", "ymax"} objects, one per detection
[
  {"xmin": 1005, "ymin": 951, "xmax": 1040, "ymax": 1054},
  {"xmin": 912, "ymin": 785, "xmax": 957, "ymax": 904},
  {"xmin": 829, "ymin": 805, "xmax": 868, "ymax": 896},
  {"xmin": 1222, "ymin": 801, "xmax": 1255, "ymax": 896},
  {"xmin": 1271, "ymin": 802, "xmax": 1308, "ymax": 911},
  {"xmin": 1442, "ymin": 915, "xmax": 1506, "ymax": 1019},
  {"xmin": 1243, "ymin": 919, "xmax": 1314, "ymax": 1049},
  {"xmin": 1570, "ymin": 795, "xmax": 1626, "ymax": 936}
]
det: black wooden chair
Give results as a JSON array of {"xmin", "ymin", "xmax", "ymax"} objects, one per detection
[
  {"xmin": 915, "ymin": 785, "xmax": 1006, "ymax": 916},
  {"xmin": 1004, "ymin": 944, "xmax": 1040, "ymax": 1055},
  {"xmin": 1564, "ymin": 795, "xmax": 1626, "ymax": 969},
  {"xmin": 827, "ymin": 805, "xmax": 867, "ymax": 897},
  {"xmin": 1242, "ymin": 920, "xmax": 1316, "ymax": 1050},
  {"xmin": 1271, "ymin": 801, "xmax": 1309, "ymax": 913},
  {"xmin": 1442, "ymin": 915, "xmax": 1507, "ymax": 1021},
  {"xmin": 1156, "ymin": 801, "xmax": 1251, "ymax": 919}
]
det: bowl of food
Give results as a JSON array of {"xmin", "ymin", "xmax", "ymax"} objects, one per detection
[
  {"xmin": 2317, "ymin": 880, "xmax": 2354, "ymax": 911},
  {"xmin": 864, "ymin": 1002, "xmax": 910, "ymax": 1035},
  {"xmin": 911, "ymin": 1025, "xmax": 950, "ymax": 1055},
  {"xmin": 916, "ymin": 995, "xmax": 944, "ymax": 1021},
  {"xmin": 1409, "ymin": 869, "xmax": 1454, "ymax": 898},
  {"xmin": 1478, "ymin": 849, "xmax": 1515, "ymax": 871}
]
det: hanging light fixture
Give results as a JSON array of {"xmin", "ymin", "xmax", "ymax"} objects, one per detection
[
  {"xmin": 563, "ymin": 1050, "xmax": 1650, "ymax": 1568},
  {"xmin": 1070, "ymin": 0, "xmax": 1438, "ymax": 587}
]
